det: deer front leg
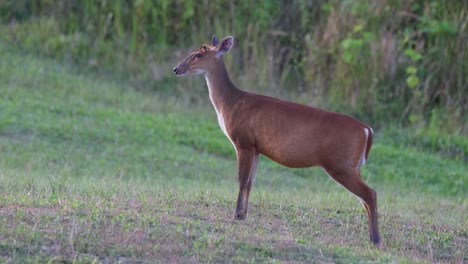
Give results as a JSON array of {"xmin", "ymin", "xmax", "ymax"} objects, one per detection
[{"xmin": 234, "ymin": 148, "xmax": 259, "ymax": 220}]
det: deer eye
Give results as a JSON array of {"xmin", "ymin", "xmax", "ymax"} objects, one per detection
[{"xmin": 195, "ymin": 53, "xmax": 203, "ymax": 58}]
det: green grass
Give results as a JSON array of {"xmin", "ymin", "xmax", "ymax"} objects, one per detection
[{"xmin": 0, "ymin": 42, "xmax": 466, "ymax": 263}]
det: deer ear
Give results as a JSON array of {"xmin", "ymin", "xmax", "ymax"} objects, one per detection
[
  {"xmin": 212, "ymin": 35, "xmax": 219, "ymax": 46},
  {"xmin": 216, "ymin": 36, "xmax": 234, "ymax": 57}
]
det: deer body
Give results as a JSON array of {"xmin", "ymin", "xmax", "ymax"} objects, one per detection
[{"xmin": 174, "ymin": 36, "xmax": 380, "ymax": 246}]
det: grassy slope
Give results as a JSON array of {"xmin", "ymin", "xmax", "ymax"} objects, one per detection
[{"xmin": 0, "ymin": 43, "xmax": 466, "ymax": 263}]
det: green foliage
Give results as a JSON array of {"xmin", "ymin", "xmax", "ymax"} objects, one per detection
[
  {"xmin": 405, "ymin": 66, "xmax": 419, "ymax": 88},
  {"xmin": 340, "ymin": 25, "xmax": 375, "ymax": 64},
  {"xmin": 0, "ymin": 0, "xmax": 465, "ymax": 133},
  {"xmin": 0, "ymin": 0, "xmax": 468, "ymax": 132}
]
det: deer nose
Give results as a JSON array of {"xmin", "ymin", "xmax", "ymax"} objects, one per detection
[{"xmin": 173, "ymin": 67, "xmax": 178, "ymax": 74}]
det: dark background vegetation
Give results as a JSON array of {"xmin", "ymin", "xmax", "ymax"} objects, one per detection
[{"xmin": 1, "ymin": 0, "xmax": 466, "ymax": 160}]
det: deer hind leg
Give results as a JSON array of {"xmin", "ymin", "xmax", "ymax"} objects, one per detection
[
  {"xmin": 234, "ymin": 148, "xmax": 258, "ymax": 220},
  {"xmin": 324, "ymin": 166, "xmax": 381, "ymax": 246}
]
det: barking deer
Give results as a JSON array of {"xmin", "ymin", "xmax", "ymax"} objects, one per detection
[{"xmin": 173, "ymin": 35, "xmax": 380, "ymax": 246}]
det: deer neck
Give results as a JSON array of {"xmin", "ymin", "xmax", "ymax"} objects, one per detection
[{"xmin": 204, "ymin": 60, "xmax": 242, "ymax": 116}]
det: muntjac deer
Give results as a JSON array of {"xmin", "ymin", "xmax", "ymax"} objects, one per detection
[{"xmin": 173, "ymin": 35, "xmax": 380, "ymax": 246}]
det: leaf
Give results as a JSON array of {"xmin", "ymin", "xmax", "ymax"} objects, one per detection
[
  {"xmin": 409, "ymin": 113, "xmax": 419, "ymax": 123},
  {"xmin": 406, "ymin": 66, "xmax": 418, "ymax": 74},
  {"xmin": 353, "ymin": 24, "xmax": 363, "ymax": 33},
  {"xmin": 341, "ymin": 38, "xmax": 352, "ymax": 49},
  {"xmin": 438, "ymin": 20, "xmax": 457, "ymax": 34},
  {"xmin": 404, "ymin": 49, "xmax": 422, "ymax": 62},
  {"xmin": 363, "ymin": 32, "xmax": 375, "ymax": 40},
  {"xmin": 406, "ymin": 75, "xmax": 420, "ymax": 88},
  {"xmin": 343, "ymin": 51, "xmax": 353, "ymax": 63}
]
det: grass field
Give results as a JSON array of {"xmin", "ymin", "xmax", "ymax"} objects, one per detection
[{"xmin": 0, "ymin": 42, "xmax": 466, "ymax": 263}]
